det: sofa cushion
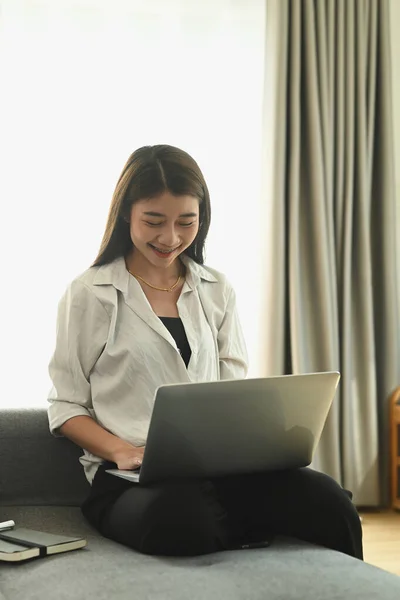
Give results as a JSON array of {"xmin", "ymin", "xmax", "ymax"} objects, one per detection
[
  {"xmin": 1, "ymin": 506, "xmax": 400, "ymax": 600},
  {"xmin": 0, "ymin": 409, "xmax": 89, "ymax": 506}
]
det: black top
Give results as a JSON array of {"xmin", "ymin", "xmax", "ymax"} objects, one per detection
[{"xmin": 158, "ymin": 317, "xmax": 192, "ymax": 368}]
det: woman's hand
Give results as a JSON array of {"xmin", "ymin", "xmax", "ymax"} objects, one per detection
[{"xmin": 112, "ymin": 442, "xmax": 145, "ymax": 470}]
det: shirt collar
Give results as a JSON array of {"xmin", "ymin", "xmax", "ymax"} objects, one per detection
[{"xmin": 92, "ymin": 254, "xmax": 217, "ymax": 292}]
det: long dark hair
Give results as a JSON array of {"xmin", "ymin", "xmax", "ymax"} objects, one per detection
[{"xmin": 92, "ymin": 145, "xmax": 211, "ymax": 266}]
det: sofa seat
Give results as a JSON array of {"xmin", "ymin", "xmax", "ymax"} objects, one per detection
[{"xmin": 1, "ymin": 505, "xmax": 400, "ymax": 600}]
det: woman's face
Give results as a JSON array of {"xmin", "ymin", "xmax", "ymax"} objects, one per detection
[{"xmin": 128, "ymin": 191, "xmax": 200, "ymax": 268}]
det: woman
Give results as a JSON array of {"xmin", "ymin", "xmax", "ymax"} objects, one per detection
[{"xmin": 47, "ymin": 145, "xmax": 363, "ymax": 559}]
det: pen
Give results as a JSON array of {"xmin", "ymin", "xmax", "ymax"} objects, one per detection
[{"xmin": 0, "ymin": 520, "xmax": 15, "ymax": 531}]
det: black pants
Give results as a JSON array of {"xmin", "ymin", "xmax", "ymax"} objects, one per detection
[{"xmin": 81, "ymin": 463, "xmax": 363, "ymax": 559}]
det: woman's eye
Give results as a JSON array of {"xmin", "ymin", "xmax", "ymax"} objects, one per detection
[{"xmin": 144, "ymin": 221, "xmax": 195, "ymax": 227}]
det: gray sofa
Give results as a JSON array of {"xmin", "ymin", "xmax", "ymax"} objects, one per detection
[{"xmin": 1, "ymin": 408, "xmax": 400, "ymax": 600}]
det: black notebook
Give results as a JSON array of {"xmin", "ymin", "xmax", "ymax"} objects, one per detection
[{"xmin": 0, "ymin": 528, "xmax": 87, "ymax": 562}]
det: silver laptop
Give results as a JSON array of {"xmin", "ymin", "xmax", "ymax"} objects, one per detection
[{"xmin": 106, "ymin": 371, "xmax": 340, "ymax": 485}]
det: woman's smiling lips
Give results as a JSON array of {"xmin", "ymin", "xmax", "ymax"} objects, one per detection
[{"xmin": 148, "ymin": 243, "xmax": 182, "ymax": 258}]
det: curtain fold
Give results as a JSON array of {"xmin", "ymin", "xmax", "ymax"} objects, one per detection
[{"xmin": 263, "ymin": 0, "xmax": 400, "ymax": 505}]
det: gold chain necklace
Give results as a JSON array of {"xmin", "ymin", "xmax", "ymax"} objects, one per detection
[{"xmin": 128, "ymin": 270, "xmax": 182, "ymax": 292}]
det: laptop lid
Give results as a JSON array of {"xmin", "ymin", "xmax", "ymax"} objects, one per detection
[{"xmin": 137, "ymin": 371, "xmax": 340, "ymax": 485}]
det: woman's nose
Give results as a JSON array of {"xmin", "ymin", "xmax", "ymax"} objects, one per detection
[{"xmin": 157, "ymin": 226, "xmax": 180, "ymax": 247}]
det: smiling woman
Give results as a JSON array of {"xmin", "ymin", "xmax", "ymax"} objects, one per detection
[{"xmin": 45, "ymin": 143, "xmax": 363, "ymax": 561}]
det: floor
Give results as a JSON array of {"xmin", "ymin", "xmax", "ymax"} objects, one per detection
[{"xmin": 359, "ymin": 509, "xmax": 400, "ymax": 576}]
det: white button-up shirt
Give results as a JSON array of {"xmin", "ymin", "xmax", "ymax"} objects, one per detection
[{"xmin": 47, "ymin": 255, "xmax": 248, "ymax": 483}]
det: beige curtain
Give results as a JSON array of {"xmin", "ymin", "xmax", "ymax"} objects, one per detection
[{"xmin": 262, "ymin": 0, "xmax": 400, "ymax": 505}]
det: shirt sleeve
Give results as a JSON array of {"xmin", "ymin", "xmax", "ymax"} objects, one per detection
[
  {"xmin": 217, "ymin": 286, "xmax": 249, "ymax": 380},
  {"xmin": 47, "ymin": 279, "xmax": 110, "ymax": 436}
]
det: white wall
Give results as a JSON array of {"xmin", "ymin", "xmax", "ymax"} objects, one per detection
[{"xmin": 0, "ymin": 0, "xmax": 266, "ymax": 408}]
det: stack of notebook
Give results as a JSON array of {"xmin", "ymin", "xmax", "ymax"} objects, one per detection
[{"xmin": 0, "ymin": 527, "xmax": 87, "ymax": 562}]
